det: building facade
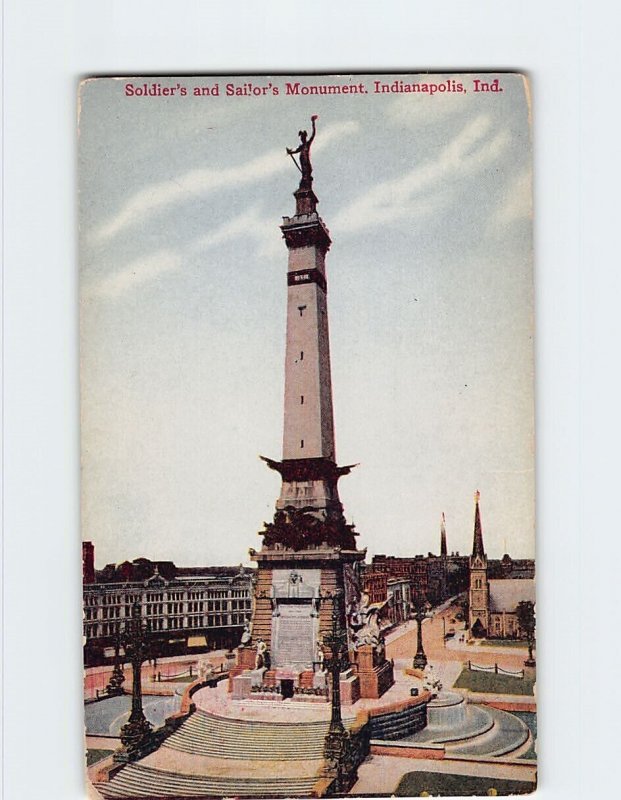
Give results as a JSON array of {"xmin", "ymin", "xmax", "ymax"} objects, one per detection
[{"xmin": 83, "ymin": 550, "xmax": 254, "ymax": 665}]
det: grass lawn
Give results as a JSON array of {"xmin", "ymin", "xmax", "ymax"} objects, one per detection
[
  {"xmin": 513, "ymin": 711, "xmax": 538, "ymax": 759},
  {"xmin": 396, "ymin": 772, "xmax": 535, "ymax": 796},
  {"xmin": 161, "ymin": 675, "xmax": 194, "ymax": 683},
  {"xmin": 86, "ymin": 749, "xmax": 114, "ymax": 767},
  {"xmin": 454, "ymin": 667, "xmax": 535, "ymax": 696},
  {"xmin": 480, "ymin": 639, "xmax": 528, "ymax": 649}
]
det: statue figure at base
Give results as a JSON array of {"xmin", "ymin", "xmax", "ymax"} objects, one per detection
[
  {"xmin": 286, "ymin": 115, "xmax": 318, "ymax": 191},
  {"xmin": 422, "ymin": 663, "xmax": 443, "ymax": 696},
  {"xmin": 255, "ymin": 638, "xmax": 269, "ymax": 670},
  {"xmin": 198, "ymin": 660, "xmax": 214, "ymax": 682},
  {"xmin": 350, "ymin": 591, "xmax": 382, "ymax": 648},
  {"xmin": 316, "ymin": 638, "xmax": 326, "ymax": 672},
  {"xmin": 240, "ymin": 618, "xmax": 252, "ymax": 647}
]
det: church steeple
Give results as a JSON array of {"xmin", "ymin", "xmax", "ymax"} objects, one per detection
[
  {"xmin": 440, "ymin": 512, "xmax": 447, "ymax": 557},
  {"xmin": 468, "ymin": 490, "xmax": 489, "ymax": 637},
  {"xmin": 472, "ymin": 490, "xmax": 485, "ymax": 558}
]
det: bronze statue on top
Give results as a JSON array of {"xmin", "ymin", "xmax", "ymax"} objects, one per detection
[{"xmin": 287, "ymin": 115, "xmax": 318, "ymax": 191}]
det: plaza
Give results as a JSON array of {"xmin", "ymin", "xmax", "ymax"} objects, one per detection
[
  {"xmin": 85, "ymin": 110, "xmax": 536, "ymax": 798},
  {"xmin": 87, "ymin": 601, "xmax": 536, "ymax": 798}
]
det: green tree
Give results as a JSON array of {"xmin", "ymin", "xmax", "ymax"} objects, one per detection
[{"xmin": 516, "ymin": 600, "xmax": 535, "ymax": 666}]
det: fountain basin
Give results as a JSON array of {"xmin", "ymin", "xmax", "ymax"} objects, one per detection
[{"xmin": 427, "ymin": 691, "xmax": 467, "ymax": 728}]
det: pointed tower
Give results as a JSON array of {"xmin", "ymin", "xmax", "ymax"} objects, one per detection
[
  {"xmin": 440, "ymin": 513, "xmax": 448, "ymax": 557},
  {"xmin": 468, "ymin": 490, "xmax": 489, "ymax": 637},
  {"xmin": 238, "ymin": 119, "xmax": 394, "ymax": 700}
]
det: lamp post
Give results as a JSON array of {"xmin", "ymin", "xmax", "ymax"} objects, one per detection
[
  {"xmin": 322, "ymin": 589, "xmax": 353, "ymax": 792},
  {"xmin": 105, "ymin": 627, "xmax": 126, "ymax": 696},
  {"xmin": 412, "ymin": 594, "xmax": 429, "ymax": 670},
  {"xmin": 118, "ymin": 601, "xmax": 153, "ymax": 759}
]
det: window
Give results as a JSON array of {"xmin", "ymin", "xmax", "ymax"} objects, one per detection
[
  {"xmin": 300, "ymin": 439, "xmax": 304, "ymax": 448},
  {"xmin": 300, "ymin": 351, "xmax": 304, "ymax": 360},
  {"xmin": 300, "ymin": 395, "xmax": 304, "ymax": 404},
  {"xmin": 298, "ymin": 305, "xmax": 306, "ymax": 317}
]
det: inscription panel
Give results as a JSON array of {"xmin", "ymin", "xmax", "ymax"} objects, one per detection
[{"xmin": 272, "ymin": 604, "xmax": 317, "ymax": 668}]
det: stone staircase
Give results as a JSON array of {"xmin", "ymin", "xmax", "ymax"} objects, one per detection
[
  {"xmin": 94, "ymin": 710, "xmax": 359, "ymax": 798},
  {"xmin": 162, "ymin": 709, "xmax": 347, "ymax": 759},
  {"xmin": 95, "ymin": 763, "xmax": 318, "ymax": 798}
]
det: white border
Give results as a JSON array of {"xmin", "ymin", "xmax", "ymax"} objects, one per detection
[{"xmin": 2, "ymin": 1, "xmax": 616, "ymax": 798}]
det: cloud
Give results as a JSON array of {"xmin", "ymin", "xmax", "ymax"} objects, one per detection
[
  {"xmin": 332, "ymin": 115, "xmax": 509, "ymax": 233},
  {"xmin": 387, "ymin": 86, "xmax": 471, "ymax": 129},
  {"xmin": 188, "ymin": 206, "xmax": 282, "ymax": 260},
  {"xmin": 92, "ymin": 120, "xmax": 359, "ymax": 244},
  {"xmin": 88, "ymin": 206, "xmax": 282, "ymax": 301},
  {"xmin": 494, "ymin": 168, "xmax": 532, "ymax": 225},
  {"xmin": 89, "ymin": 249, "xmax": 182, "ymax": 298}
]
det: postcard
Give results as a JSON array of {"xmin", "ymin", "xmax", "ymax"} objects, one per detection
[{"xmin": 80, "ymin": 72, "xmax": 536, "ymax": 798}]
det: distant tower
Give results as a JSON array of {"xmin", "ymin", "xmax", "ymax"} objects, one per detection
[
  {"xmin": 82, "ymin": 541, "xmax": 95, "ymax": 584},
  {"xmin": 440, "ymin": 512, "xmax": 448, "ymax": 557},
  {"xmin": 468, "ymin": 491, "xmax": 489, "ymax": 637}
]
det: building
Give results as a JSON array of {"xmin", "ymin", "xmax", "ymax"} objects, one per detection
[
  {"xmin": 83, "ymin": 551, "xmax": 254, "ymax": 665},
  {"xmin": 370, "ymin": 516, "xmax": 469, "ymax": 608},
  {"xmin": 82, "ymin": 540, "xmax": 95, "ymax": 584},
  {"xmin": 386, "ymin": 577, "xmax": 412, "ymax": 625},
  {"xmin": 371, "ymin": 554, "xmax": 429, "ymax": 599},
  {"xmin": 361, "ymin": 568, "xmax": 388, "ymax": 605},
  {"xmin": 468, "ymin": 492, "xmax": 536, "ymax": 639},
  {"xmin": 359, "ymin": 570, "xmax": 411, "ymax": 628}
]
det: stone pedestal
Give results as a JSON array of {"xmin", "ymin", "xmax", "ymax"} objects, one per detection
[
  {"xmin": 339, "ymin": 670, "xmax": 361, "ymax": 705},
  {"xmin": 236, "ymin": 646, "xmax": 257, "ymax": 670},
  {"xmin": 249, "ymin": 668, "xmax": 267, "ymax": 687},
  {"xmin": 231, "ymin": 674, "xmax": 253, "ymax": 700},
  {"xmin": 353, "ymin": 645, "xmax": 394, "ymax": 700},
  {"xmin": 313, "ymin": 670, "xmax": 328, "ymax": 691}
]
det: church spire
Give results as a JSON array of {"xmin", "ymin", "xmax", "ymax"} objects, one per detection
[
  {"xmin": 440, "ymin": 512, "xmax": 447, "ymax": 557},
  {"xmin": 472, "ymin": 490, "xmax": 485, "ymax": 558}
]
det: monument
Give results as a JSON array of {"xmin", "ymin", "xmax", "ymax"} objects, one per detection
[{"xmin": 232, "ymin": 118, "xmax": 394, "ymax": 701}]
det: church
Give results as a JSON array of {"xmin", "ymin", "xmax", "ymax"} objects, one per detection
[{"xmin": 468, "ymin": 492, "xmax": 536, "ymax": 640}]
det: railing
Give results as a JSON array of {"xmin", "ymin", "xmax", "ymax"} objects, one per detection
[
  {"xmin": 84, "ymin": 659, "xmax": 227, "ymax": 698},
  {"xmin": 466, "ymin": 660, "xmax": 524, "ymax": 678},
  {"xmin": 157, "ymin": 666, "xmax": 194, "ymax": 682}
]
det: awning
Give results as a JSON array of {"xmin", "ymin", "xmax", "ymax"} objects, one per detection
[{"xmin": 187, "ymin": 636, "xmax": 207, "ymax": 648}]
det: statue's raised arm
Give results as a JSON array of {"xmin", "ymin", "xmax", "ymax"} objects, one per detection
[{"xmin": 286, "ymin": 115, "xmax": 318, "ymax": 190}]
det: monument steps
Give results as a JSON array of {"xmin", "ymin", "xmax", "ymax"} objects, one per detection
[
  {"xmin": 161, "ymin": 709, "xmax": 351, "ymax": 760},
  {"xmin": 95, "ymin": 763, "xmax": 318, "ymax": 798}
]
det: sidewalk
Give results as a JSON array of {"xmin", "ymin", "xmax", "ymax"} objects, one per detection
[{"xmin": 446, "ymin": 637, "xmax": 529, "ymax": 657}]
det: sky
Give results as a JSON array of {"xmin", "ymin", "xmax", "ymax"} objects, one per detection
[{"xmin": 79, "ymin": 73, "xmax": 534, "ymax": 570}]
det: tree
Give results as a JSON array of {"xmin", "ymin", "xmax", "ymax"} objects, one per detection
[{"xmin": 516, "ymin": 600, "xmax": 536, "ymax": 666}]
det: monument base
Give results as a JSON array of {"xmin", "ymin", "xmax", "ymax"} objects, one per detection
[
  {"xmin": 352, "ymin": 645, "xmax": 395, "ymax": 700},
  {"xmin": 236, "ymin": 646, "xmax": 257, "ymax": 670},
  {"xmin": 339, "ymin": 670, "xmax": 361, "ymax": 705}
]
